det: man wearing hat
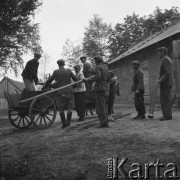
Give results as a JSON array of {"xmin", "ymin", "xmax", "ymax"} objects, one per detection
[
  {"xmin": 43, "ymin": 59, "xmax": 78, "ymax": 128},
  {"xmin": 157, "ymin": 47, "xmax": 173, "ymax": 121},
  {"xmin": 22, "ymin": 53, "xmax": 41, "ymax": 91},
  {"xmin": 80, "ymin": 56, "xmax": 94, "ymax": 90},
  {"xmin": 73, "ymin": 64, "xmax": 86, "ymax": 121},
  {"xmin": 131, "ymin": 60, "xmax": 146, "ymax": 119},
  {"xmin": 85, "ymin": 56, "xmax": 111, "ymax": 128}
]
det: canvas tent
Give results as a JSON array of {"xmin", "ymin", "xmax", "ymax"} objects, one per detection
[{"xmin": 0, "ymin": 77, "xmax": 25, "ymax": 109}]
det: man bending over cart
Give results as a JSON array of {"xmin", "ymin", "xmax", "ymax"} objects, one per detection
[
  {"xmin": 42, "ymin": 59, "xmax": 78, "ymax": 128},
  {"xmin": 22, "ymin": 53, "xmax": 41, "ymax": 91}
]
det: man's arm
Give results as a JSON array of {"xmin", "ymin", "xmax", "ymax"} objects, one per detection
[{"xmin": 42, "ymin": 73, "xmax": 55, "ymax": 90}]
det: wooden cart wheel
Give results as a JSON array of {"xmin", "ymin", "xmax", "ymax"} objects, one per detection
[
  {"xmin": 8, "ymin": 109, "xmax": 32, "ymax": 129},
  {"xmin": 29, "ymin": 95, "xmax": 56, "ymax": 129}
]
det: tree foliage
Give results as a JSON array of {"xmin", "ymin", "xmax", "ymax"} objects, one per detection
[
  {"xmin": 108, "ymin": 6, "xmax": 180, "ymax": 59},
  {"xmin": 0, "ymin": 0, "xmax": 42, "ymax": 75},
  {"xmin": 83, "ymin": 14, "xmax": 112, "ymax": 60},
  {"xmin": 61, "ymin": 39, "xmax": 83, "ymax": 69}
]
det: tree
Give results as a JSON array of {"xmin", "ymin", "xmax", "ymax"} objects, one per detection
[
  {"xmin": 108, "ymin": 7, "xmax": 180, "ymax": 59},
  {"xmin": 108, "ymin": 13, "xmax": 144, "ymax": 59},
  {"xmin": 0, "ymin": 0, "xmax": 42, "ymax": 75},
  {"xmin": 83, "ymin": 14, "xmax": 112, "ymax": 60},
  {"xmin": 61, "ymin": 39, "xmax": 83, "ymax": 69},
  {"xmin": 143, "ymin": 6, "xmax": 180, "ymax": 35}
]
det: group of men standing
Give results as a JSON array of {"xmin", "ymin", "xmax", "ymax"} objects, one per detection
[
  {"xmin": 22, "ymin": 54, "xmax": 116, "ymax": 128},
  {"xmin": 132, "ymin": 47, "xmax": 173, "ymax": 121},
  {"xmin": 22, "ymin": 45, "xmax": 173, "ymax": 129}
]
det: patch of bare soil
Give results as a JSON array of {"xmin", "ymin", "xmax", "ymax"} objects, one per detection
[{"xmin": 1, "ymin": 107, "xmax": 180, "ymax": 180}]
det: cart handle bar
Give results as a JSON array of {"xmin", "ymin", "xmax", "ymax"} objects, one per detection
[{"xmin": 20, "ymin": 80, "xmax": 83, "ymax": 104}]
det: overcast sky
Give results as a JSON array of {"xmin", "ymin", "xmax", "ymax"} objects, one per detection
[
  {"xmin": 9, "ymin": 0, "xmax": 180, "ymax": 81},
  {"xmin": 35, "ymin": 0, "xmax": 179, "ymax": 60}
]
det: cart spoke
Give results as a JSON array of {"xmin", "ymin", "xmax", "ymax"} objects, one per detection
[
  {"xmin": 22, "ymin": 117, "xmax": 25, "ymax": 127},
  {"xmin": 18, "ymin": 117, "xmax": 22, "ymax": 126},
  {"xmin": 12, "ymin": 115, "xmax": 21, "ymax": 122},
  {"xmin": 45, "ymin": 102, "xmax": 53, "ymax": 110},
  {"xmin": 46, "ymin": 113, "xmax": 54, "ymax": 116},
  {"xmin": 34, "ymin": 115, "xmax": 41, "ymax": 124},
  {"xmin": 30, "ymin": 95, "xmax": 56, "ymax": 129},
  {"xmin": 39, "ymin": 116, "xmax": 43, "ymax": 126},
  {"xmin": 43, "ymin": 116, "xmax": 47, "ymax": 126},
  {"xmin": 24, "ymin": 116, "xmax": 30, "ymax": 124},
  {"xmin": 45, "ymin": 115, "xmax": 52, "ymax": 122},
  {"xmin": 9, "ymin": 110, "xmax": 32, "ymax": 129}
]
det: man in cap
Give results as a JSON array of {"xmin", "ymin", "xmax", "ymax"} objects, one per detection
[
  {"xmin": 80, "ymin": 56, "xmax": 94, "ymax": 90},
  {"xmin": 22, "ymin": 53, "xmax": 41, "ymax": 91},
  {"xmin": 84, "ymin": 56, "xmax": 111, "ymax": 128},
  {"xmin": 43, "ymin": 59, "xmax": 78, "ymax": 128},
  {"xmin": 73, "ymin": 64, "xmax": 86, "ymax": 121},
  {"xmin": 131, "ymin": 60, "xmax": 146, "ymax": 119},
  {"xmin": 157, "ymin": 47, "xmax": 173, "ymax": 121}
]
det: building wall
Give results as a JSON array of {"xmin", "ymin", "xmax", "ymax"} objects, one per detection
[{"xmin": 110, "ymin": 35, "xmax": 179, "ymax": 104}]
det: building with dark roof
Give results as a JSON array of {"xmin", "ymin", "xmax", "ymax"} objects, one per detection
[{"xmin": 109, "ymin": 19, "xmax": 180, "ymax": 104}]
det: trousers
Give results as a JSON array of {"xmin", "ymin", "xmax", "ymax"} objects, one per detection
[
  {"xmin": 108, "ymin": 92, "xmax": 115, "ymax": 115},
  {"xmin": 74, "ymin": 92, "xmax": 86, "ymax": 118},
  {"xmin": 134, "ymin": 90, "xmax": 146, "ymax": 115},
  {"xmin": 160, "ymin": 86, "xmax": 172, "ymax": 118},
  {"xmin": 96, "ymin": 92, "xmax": 108, "ymax": 125}
]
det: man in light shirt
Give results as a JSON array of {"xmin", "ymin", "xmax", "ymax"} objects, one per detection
[{"xmin": 74, "ymin": 65, "xmax": 86, "ymax": 121}]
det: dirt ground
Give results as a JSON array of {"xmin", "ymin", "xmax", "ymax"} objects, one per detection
[{"xmin": 1, "ymin": 105, "xmax": 180, "ymax": 180}]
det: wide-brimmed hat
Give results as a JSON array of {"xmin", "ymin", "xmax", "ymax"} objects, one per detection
[{"xmin": 57, "ymin": 59, "xmax": 65, "ymax": 66}]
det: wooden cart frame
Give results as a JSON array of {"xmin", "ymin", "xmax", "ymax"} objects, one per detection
[{"xmin": 4, "ymin": 80, "xmax": 91, "ymax": 129}]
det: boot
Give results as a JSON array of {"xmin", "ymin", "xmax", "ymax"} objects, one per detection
[
  {"xmin": 97, "ymin": 114, "xmax": 109, "ymax": 128},
  {"xmin": 136, "ymin": 114, "xmax": 146, "ymax": 120},
  {"xmin": 60, "ymin": 112, "xmax": 66, "ymax": 129},
  {"xmin": 67, "ymin": 111, "xmax": 72, "ymax": 126}
]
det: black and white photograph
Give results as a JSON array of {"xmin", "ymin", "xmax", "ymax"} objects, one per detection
[{"xmin": 0, "ymin": 0, "xmax": 180, "ymax": 179}]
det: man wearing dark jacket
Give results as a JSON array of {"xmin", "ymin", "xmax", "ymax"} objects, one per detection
[
  {"xmin": 157, "ymin": 47, "xmax": 173, "ymax": 121},
  {"xmin": 43, "ymin": 59, "xmax": 78, "ymax": 128},
  {"xmin": 22, "ymin": 53, "xmax": 41, "ymax": 91},
  {"xmin": 85, "ymin": 56, "xmax": 111, "ymax": 128},
  {"xmin": 132, "ymin": 60, "xmax": 146, "ymax": 119}
]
